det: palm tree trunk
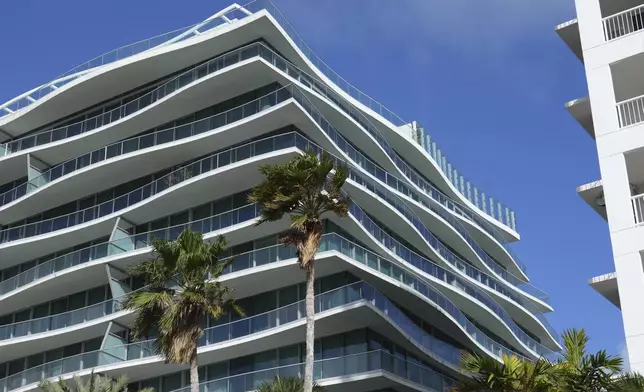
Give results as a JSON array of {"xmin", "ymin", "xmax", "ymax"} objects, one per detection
[
  {"xmin": 190, "ymin": 351, "xmax": 199, "ymax": 392},
  {"xmin": 303, "ymin": 263, "xmax": 315, "ymax": 392}
]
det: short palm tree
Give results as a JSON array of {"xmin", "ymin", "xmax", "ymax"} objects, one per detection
[
  {"xmin": 122, "ymin": 230, "xmax": 243, "ymax": 392},
  {"xmin": 39, "ymin": 373, "xmax": 152, "ymax": 392},
  {"xmin": 256, "ymin": 377, "xmax": 325, "ymax": 392},
  {"xmin": 556, "ymin": 328, "xmax": 624, "ymax": 392},
  {"xmin": 609, "ymin": 372, "xmax": 644, "ymax": 392},
  {"xmin": 452, "ymin": 352, "xmax": 558, "ymax": 392},
  {"xmin": 249, "ymin": 149, "xmax": 349, "ymax": 392}
]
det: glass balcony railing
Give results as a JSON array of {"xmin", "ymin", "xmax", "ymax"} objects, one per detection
[
  {"xmin": 0, "ymin": 281, "xmax": 469, "ymax": 392},
  {"xmin": 0, "ymin": 105, "xmax": 552, "ymax": 347},
  {"xmin": 0, "ymin": 39, "xmax": 525, "ymax": 280},
  {"xmin": 0, "ymin": 219, "xmax": 532, "ymax": 371},
  {"xmin": 0, "ymin": 1, "xmax": 516, "ymax": 232},
  {"xmin": 0, "ymin": 294, "xmax": 125, "ymax": 341},
  {"xmin": 0, "ymin": 123, "xmax": 552, "ymax": 350},
  {"xmin": 0, "ymin": 42, "xmax": 277, "ymax": 159},
  {"xmin": 0, "ymin": 203, "xmax": 262, "ymax": 296},
  {"xmin": 0, "ymin": 108, "xmax": 305, "ymax": 245},
  {"xmin": 0, "ymin": 93, "xmax": 544, "ymax": 312},
  {"xmin": 167, "ymin": 350, "xmax": 456, "ymax": 392},
  {"xmin": 253, "ymin": 42, "xmax": 524, "ymax": 263},
  {"xmin": 238, "ymin": 1, "xmax": 517, "ymax": 231},
  {"xmin": 0, "ymin": 4, "xmax": 252, "ymax": 120},
  {"xmin": 0, "ymin": 178, "xmax": 549, "ymax": 361}
]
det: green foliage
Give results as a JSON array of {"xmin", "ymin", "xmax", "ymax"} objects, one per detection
[
  {"xmin": 38, "ymin": 373, "xmax": 152, "ymax": 392},
  {"xmin": 122, "ymin": 230, "xmax": 243, "ymax": 365},
  {"xmin": 255, "ymin": 377, "xmax": 325, "ymax": 392},
  {"xmin": 557, "ymin": 328, "xmax": 624, "ymax": 392},
  {"xmin": 248, "ymin": 148, "xmax": 350, "ymax": 269},
  {"xmin": 454, "ymin": 352, "xmax": 558, "ymax": 392},
  {"xmin": 452, "ymin": 328, "xmax": 644, "ymax": 392},
  {"xmin": 248, "ymin": 148, "xmax": 349, "ymax": 226}
]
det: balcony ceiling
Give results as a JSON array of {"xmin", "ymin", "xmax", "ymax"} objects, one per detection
[
  {"xmin": 565, "ymin": 96, "xmax": 594, "ymax": 138},
  {"xmin": 577, "ymin": 179, "xmax": 607, "ymax": 220},
  {"xmin": 555, "ymin": 19, "xmax": 583, "ymax": 62},
  {"xmin": 589, "ymin": 272, "xmax": 620, "ymax": 309}
]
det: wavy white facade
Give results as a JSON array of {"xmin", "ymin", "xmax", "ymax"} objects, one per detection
[
  {"xmin": 558, "ymin": 0, "xmax": 644, "ymax": 375},
  {"xmin": 0, "ymin": 2, "xmax": 558, "ymax": 392}
]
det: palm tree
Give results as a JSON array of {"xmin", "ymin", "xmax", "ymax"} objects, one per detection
[
  {"xmin": 557, "ymin": 328, "xmax": 623, "ymax": 392},
  {"xmin": 256, "ymin": 377, "xmax": 325, "ymax": 392},
  {"xmin": 452, "ymin": 352, "xmax": 558, "ymax": 392},
  {"xmin": 122, "ymin": 230, "xmax": 243, "ymax": 392},
  {"xmin": 249, "ymin": 149, "xmax": 349, "ymax": 392},
  {"xmin": 609, "ymin": 372, "xmax": 644, "ymax": 392},
  {"xmin": 39, "ymin": 373, "xmax": 153, "ymax": 392}
]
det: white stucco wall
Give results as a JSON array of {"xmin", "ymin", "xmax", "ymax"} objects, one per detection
[{"xmin": 575, "ymin": 0, "xmax": 644, "ymax": 372}]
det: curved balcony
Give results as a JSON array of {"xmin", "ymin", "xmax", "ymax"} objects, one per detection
[
  {"xmin": 0, "ymin": 78, "xmax": 533, "ymax": 305},
  {"xmin": 156, "ymin": 349, "xmax": 456, "ymax": 392},
  {"xmin": 0, "ymin": 95, "xmax": 545, "ymax": 312},
  {"xmin": 232, "ymin": 3, "xmax": 518, "ymax": 235},
  {"xmin": 0, "ymin": 42, "xmax": 527, "ymax": 293},
  {"xmin": 0, "ymin": 46, "xmax": 287, "ymax": 187},
  {"xmin": 0, "ymin": 5, "xmax": 250, "ymax": 120},
  {"xmin": 0, "ymin": 281, "xmax": 467, "ymax": 392},
  {"xmin": 0, "ymin": 122, "xmax": 553, "ymax": 351},
  {"xmin": 0, "ymin": 3, "xmax": 515, "ymax": 237}
]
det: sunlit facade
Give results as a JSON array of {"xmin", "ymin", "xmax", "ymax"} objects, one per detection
[{"xmin": 0, "ymin": 2, "xmax": 558, "ymax": 391}]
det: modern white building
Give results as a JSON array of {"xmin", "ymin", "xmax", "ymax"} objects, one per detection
[
  {"xmin": 0, "ymin": 2, "xmax": 559, "ymax": 392},
  {"xmin": 557, "ymin": 0, "xmax": 644, "ymax": 374}
]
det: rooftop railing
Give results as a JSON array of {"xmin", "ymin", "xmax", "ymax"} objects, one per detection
[{"xmin": 0, "ymin": 0, "xmax": 517, "ymax": 232}]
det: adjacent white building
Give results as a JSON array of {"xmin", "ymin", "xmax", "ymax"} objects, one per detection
[
  {"xmin": 557, "ymin": 0, "xmax": 644, "ymax": 374},
  {"xmin": 0, "ymin": 2, "xmax": 559, "ymax": 392}
]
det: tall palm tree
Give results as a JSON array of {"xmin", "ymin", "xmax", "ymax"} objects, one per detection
[
  {"xmin": 122, "ymin": 230, "xmax": 243, "ymax": 392},
  {"xmin": 256, "ymin": 377, "xmax": 325, "ymax": 392},
  {"xmin": 452, "ymin": 352, "xmax": 558, "ymax": 392},
  {"xmin": 556, "ymin": 328, "xmax": 624, "ymax": 392},
  {"xmin": 249, "ymin": 149, "xmax": 349, "ymax": 392},
  {"xmin": 39, "ymin": 373, "xmax": 153, "ymax": 392}
]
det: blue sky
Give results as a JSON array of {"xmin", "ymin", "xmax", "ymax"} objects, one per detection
[{"xmin": 0, "ymin": 0, "xmax": 620, "ymax": 359}]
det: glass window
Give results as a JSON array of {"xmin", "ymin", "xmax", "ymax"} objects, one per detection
[
  {"xmin": 63, "ymin": 343, "xmax": 83, "ymax": 357},
  {"xmin": 278, "ymin": 345, "xmax": 300, "ymax": 366},
  {"xmin": 87, "ymin": 286, "xmax": 106, "ymax": 305},
  {"xmin": 344, "ymin": 329, "xmax": 367, "ymax": 355},
  {"xmin": 207, "ymin": 361, "xmax": 228, "ymax": 380},
  {"xmin": 191, "ymin": 203, "xmax": 212, "ymax": 220},
  {"xmin": 84, "ymin": 338, "xmax": 102, "ymax": 352},
  {"xmin": 230, "ymin": 355, "xmax": 253, "ymax": 376},
  {"xmin": 68, "ymin": 292, "xmax": 87, "ymax": 310},
  {"xmin": 32, "ymin": 304, "xmax": 49, "ymax": 319},
  {"xmin": 321, "ymin": 334, "xmax": 343, "ymax": 359},
  {"xmin": 253, "ymin": 350, "xmax": 277, "ymax": 371},
  {"xmin": 14, "ymin": 309, "xmax": 31, "ymax": 322},
  {"xmin": 162, "ymin": 372, "xmax": 182, "ymax": 392},
  {"xmin": 8, "ymin": 359, "xmax": 24, "ymax": 375}
]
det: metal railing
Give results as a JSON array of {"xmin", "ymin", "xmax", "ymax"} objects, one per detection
[
  {"xmin": 0, "ymin": 88, "xmax": 546, "ymax": 316},
  {"xmin": 158, "ymin": 350, "xmax": 457, "ymax": 392},
  {"xmin": 0, "ymin": 282, "xmax": 470, "ymax": 392},
  {"xmin": 0, "ymin": 41, "xmax": 525, "ymax": 277},
  {"xmin": 0, "ymin": 87, "xmax": 545, "ymax": 308},
  {"xmin": 632, "ymin": 193, "xmax": 644, "ymax": 225},
  {"xmin": 0, "ymin": 4, "xmax": 252, "ymax": 119},
  {"xmin": 617, "ymin": 94, "xmax": 644, "ymax": 128},
  {"xmin": 603, "ymin": 4, "xmax": 644, "ymax": 41},
  {"xmin": 0, "ymin": 42, "xmax": 272, "ymax": 158},
  {"xmin": 0, "ymin": 0, "xmax": 517, "ymax": 232}
]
